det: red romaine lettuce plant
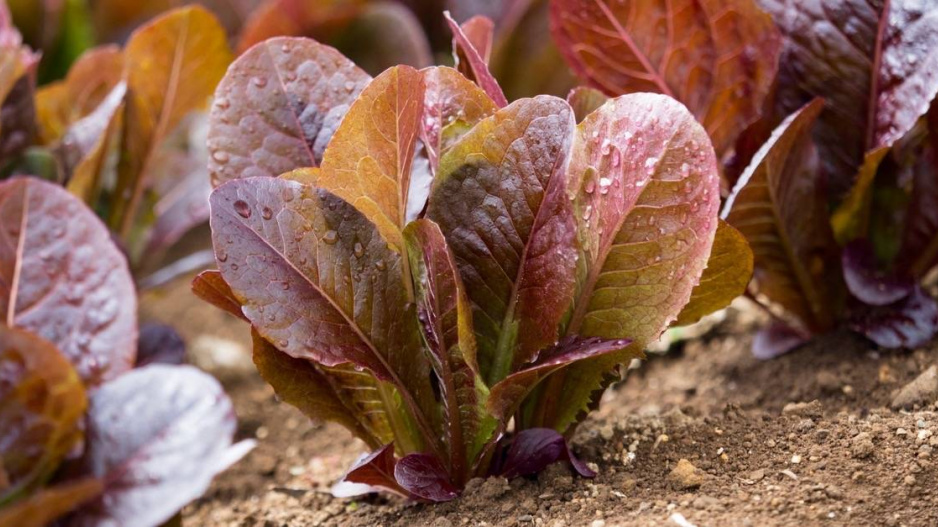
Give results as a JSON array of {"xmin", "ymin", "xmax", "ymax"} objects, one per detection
[
  {"xmin": 0, "ymin": 177, "xmax": 251, "ymax": 527},
  {"xmin": 549, "ymin": 0, "xmax": 938, "ymax": 356},
  {"xmin": 195, "ymin": 27, "xmax": 729, "ymax": 500}
]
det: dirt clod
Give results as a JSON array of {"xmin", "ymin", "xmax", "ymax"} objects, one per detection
[{"xmin": 667, "ymin": 459, "xmax": 704, "ymax": 490}]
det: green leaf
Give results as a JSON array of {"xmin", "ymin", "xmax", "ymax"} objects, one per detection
[
  {"xmin": 0, "ymin": 326, "xmax": 87, "ymax": 505},
  {"xmin": 673, "ymin": 219, "xmax": 753, "ymax": 326},
  {"xmin": 722, "ymin": 98, "xmax": 839, "ymax": 331},
  {"xmin": 530, "ymin": 93, "xmax": 721, "ymax": 432},
  {"xmin": 831, "ymin": 147, "xmax": 889, "ymax": 246},
  {"xmin": 426, "ymin": 95, "xmax": 578, "ymax": 385}
]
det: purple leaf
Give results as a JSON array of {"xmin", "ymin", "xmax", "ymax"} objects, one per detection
[
  {"xmin": 498, "ymin": 428, "xmax": 595, "ymax": 479},
  {"xmin": 849, "ymin": 286, "xmax": 938, "ymax": 349},
  {"xmin": 332, "ymin": 444, "xmax": 406, "ymax": 498},
  {"xmin": 444, "ymin": 11, "xmax": 507, "ymax": 107},
  {"xmin": 752, "ymin": 322, "xmax": 810, "ymax": 360},
  {"xmin": 394, "ymin": 453, "xmax": 459, "ymax": 502},
  {"xmin": 135, "ymin": 323, "xmax": 187, "ymax": 367},
  {"xmin": 842, "ymin": 239, "xmax": 914, "ymax": 306},
  {"xmin": 72, "ymin": 365, "xmax": 253, "ymax": 527}
]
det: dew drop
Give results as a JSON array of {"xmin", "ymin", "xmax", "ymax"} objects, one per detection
[
  {"xmin": 234, "ymin": 200, "xmax": 251, "ymax": 218},
  {"xmin": 585, "ymin": 178, "xmax": 596, "ymax": 194},
  {"xmin": 345, "ymin": 81, "xmax": 357, "ymax": 92},
  {"xmin": 323, "ymin": 230, "xmax": 338, "ymax": 245},
  {"xmin": 375, "ymin": 259, "xmax": 386, "ymax": 271},
  {"xmin": 262, "ymin": 206, "xmax": 273, "ymax": 220},
  {"xmin": 212, "ymin": 150, "xmax": 230, "ymax": 164},
  {"xmin": 280, "ymin": 43, "xmax": 292, "ymax": 53},
  {"xmin": 253, "ymin": 76, "xmax": 268, "ymax": 88},
  {"xmin": 582, "ymin": 205, "xmax": 593, "ymax": 220},
  {"xmin": 278, "ymin": 339, "xmax": 289, "ymax": 348},
  {"xmin": 644, "ymin": 157, "xmax": 659, "ymax": 175},
  {"xmin": 353, "ymin": 242, "xmax": 364, "ymax": 258},
  {"xmin": 214, "ymin": 97, "xmax": 230, "ymax": 110},
  {"xmin": 611, "ymin": 148, "xmax": 621, "ymax": 167}
]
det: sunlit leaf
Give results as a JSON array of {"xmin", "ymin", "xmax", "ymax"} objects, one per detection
[
  {"xmin": 427, "ymin": 95, "xmax": 577, "ymax": 384},
  {"xmin": 0, "ymin": 326, "xmax": 86, "ymax": 504},
  {"xmin": 191, "ymin": 270, "xmax": 248, "ymax": 321},
  {"xmin": 674, "ymin": 219, "xmax": 753, "ymax": 326},
  {"xmin": 208, "ymin": 36, "xmax": 370, "ymax": 187},
  {"xmin": 73, "ymin": 365, "xmax": 253, "ymax": 527},
  {"xmin": 0, "ymin": 177, "xmax": 137, "ymax": 386},
  {"xmin": 453, "ymin": 15, "xmax": 493, "ymax": 80},
  {"xmin": 722, "ymin": 98, "xmax": 838, "ymax": 332},
  {"xmin": 550, "ymin": 0, "xmax": 781, "ymax": 154},
  {"xmin": 444, "ymin": 11, "xmax": 508, "ymax": 107},
  {"xmin": 59, "ymin": 82, "xmax": 126, "ymax": 203}
]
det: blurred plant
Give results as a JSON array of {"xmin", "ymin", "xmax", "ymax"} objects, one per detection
[
  {"xmin": 549, "ymin": 0, "xmax": 938, "ymax": 356},
  {"xmin": 193, "ymin": 19, "xmax": 743, "ymax": 498},
  {"xmin": 0, "ymin": 176, "xmax": 251, "ymax": 527}
]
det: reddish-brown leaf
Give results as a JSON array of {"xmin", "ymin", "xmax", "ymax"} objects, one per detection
[
  {"xmin": 0, "ymin": 478, "xmax": 102, "ymax": 527},
  {"xmin": 550, "ymin": 0, "xmax": 781, "ymax": 154},
  {"xmin": 191, "ymin": 270, "xmax": 248, "ymax": 321},
  {"xmin": 444, "ymin": 11, "xmax": 508, "ymax": 108},
  {"xmin": 0, "ymin": 177, "xmax": 137, "ymax": 386}
]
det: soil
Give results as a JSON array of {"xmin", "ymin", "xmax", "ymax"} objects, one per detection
[{"xmin": 140, "ymin": 277, "xmax": 938, "ymax": 527}]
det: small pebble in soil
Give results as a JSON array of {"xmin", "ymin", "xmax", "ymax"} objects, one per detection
[
  {"xmin": 851, "ymin": 432, "xmax": 875, "ymax": 459},
  {"xmin": 891, "ymin": 365, "xmax": 938, "ymax": 409},
  {"xmin": 668, "ymin": 459, "xmax": 704, "ymax": 490}
]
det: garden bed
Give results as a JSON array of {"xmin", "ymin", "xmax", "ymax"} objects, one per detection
[{"xmin": 142, "ymin": 276, "xmax": 938, "ymax": 526}]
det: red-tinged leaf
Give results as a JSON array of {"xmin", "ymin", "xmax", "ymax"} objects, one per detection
[
  {"xmin": 208, "ymin": 37, "xmax": 369, "ymax": 187},
  {"xmin": 454, "ymin": 15, "xmax": 494, "ymax": 81},
  {"xmin": 73, "ymin": 365, "xmax": 253, "ymax": 527},
  {"xmin": 722, "ymin": 99, "xmax": 838, "ymax": 332},
  {"xmin": 191, "ymin": 270, "xmax": 248, "ymax": 321},
  {"xmin": 34, "ymin": 45, "xmax": 124, "ymax": 145},
  {"xmin": 420, "ymin": 66, "xmax": 497, "ymax": 173},
  {"xmin": 426, "ymin": 96, "xmax": 578, "ymax": 384},
  {"xmin": 332, "ymin": 444, "xmax": 407, "ymax": 498},
  {"xmin": 394, "ymin": 453, "xmax": 459, "ymax": 502},
  {"xmin": 531, "ymin": 93, "xmax": 721, "ymax": 432},
  {"xmin": 899, "ymin": 143, "xmax": 938, "ymax": 277},
  {"xmin": 237, "ymin": 0, "xmax": 360, "ymax": 53},
  {"xmin": 488, "ymin": 336, "xmax": 628, "ymax": 423},
  {"xmin": 831, "ymin": 147, "xmax": 890, "ymax": 246},
  {"xmin": 674, "ymin": 219, "xmax": 754, "ymax": 326},
  {"xmin": 0, "ymin": 477, "xmax": 102, "ymax": 527},
  {"xmin": 761, "ymin": 0, "xmax": 938, "ymax": 195},
  {"xmin": 0, "ymin": 177, "xmax": 137, "ymax": 386},
  {"xmin": 404, "ymin": 219, "xmax": 493, "ymax": 481},
  {"xmin": 316, "ymin": 65, "xmax": 426, "ymax": 249},
  {"xmin": 111, "ymin": 5, "xmax": 232, "ymax": 237},
  {"xmin": 135, "ymin": 322, "xmax": 187, "ymax": 367},
  {"xmin": 550, "ymin": 0, "xmax": 781, "ymax": 154},
  {"xmin": 0, "ymin": 71, "xmax": 36, "ymax": 164},
  {"xmin": 444, "ymin": 11, "xmax": 508, "ymax": 108},
  {"xmin": 210, "ymin": 177, "xmax": 442, "ymax": 458},
  {"xmin": 842, "ymin": 239, "xmax": 913, "ymax": 306},
  {"xmin": 59, "ymin": 82, "xmax": 126, "ymax": 203},
  {"xmin": 328, "ymin": 2, "xmax": 433, "ymax": 76},
  {"xmin": 252, "ymin": 331, "xmax": 392, "ymax": 450},
  {"xmin": 0, "ymin": 326, "xmax": 86, "ymax": 504},
  {"xmin": 751, "ymin": 321, "xmax": 809, "ymax": 360},
  {"xmin": 497, "ymin": 428, "xmax": 594, "ymax": 479},
  {"xmin": 849, "ymin": 285, "xmax": 938, "ymax": 349},
  {"xmin": 566, "ymin": 86, "xmax": 607, "ymax": 123}
]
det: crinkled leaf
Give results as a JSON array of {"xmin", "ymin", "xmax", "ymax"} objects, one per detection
[
  {"xmin": 252, "ymin": 330, "xmax": 389, "ymax": 450},
  {"xmin": 34, "ymin": 45, "xmax": 123, "ymax": 145},
  {"xmin": 404, "ymin": 219, "xmax": 492, "ymax": 480},
  {"xmin": 0, "ymin": 477, "xmax": 102, "ymax": 527},
  {"xmin": 0, "ymin": 326, "xmax": 86, "ymax": 504},
  {"xmin": 760, "ymin": 0, "xmax": 938, "ymax": 196},
  {"xmin": 550, "ymin": 0, "xmax": 781, "ymax": 154},
  {"xmin": 498, "ymin": 428, "xmax": 594, "ymax": 479},
  {"xmin": 135, "ymin": 322, "xmax": 187, "ymax": 367},
  {"xmin": 849, "ymin": 285, "xmax": 938, "ymax": 349},
  {"xmin": 566, "ymin": 86, "xmax": 608, "ymax": 123},
  {"xmin": 674, "ymin": 219, "xmax": 754, "ymax": 326},
  {"xmin": 59, "ymin": 82, "xmax": 126, "ymax": 203},
  {"xmin": 453, "ymin": 15, "xmax": 494, "ymax": 80},
  {"xmin": 752, "ymin": 321, "xmax": 809, "ymax": 359},
  {"xmin": 444, "ymin": 11, "xmax": 508, "ymax": 108},
  {"xmin": 831, "ymin": 147, "xmax": 889, "ymax": 246},
  {"xmin": 488, "ymin": 336, "xmax": 628, "ymax": 423},
  {"xmin": 842, "ymin": 239, "xmax": 913, "ymax": 306},
  {"xmin": 317, "ymin": 65, "xmax": 426, "ymax": 249},
  {"xmin": 533, "ymin": 93, "xmax": 721, "ymax": 432},
  {"xmin": 191, "ymin": 269, "xmax": 248, "ymax": 321},
  {"xmin": 394, "ymin": 453, "xmax": 459, "ymax": 502},
  {"xmin": 722, "ymin": 98, "xmax": 838, "ymax": 332},
  {"xmin": 72, "ymin": 365, "xmax": 253, "ymax": 527},
  {"xmin": 210, "ymin": 177, "xmax": 440, "ymax": 457},
  {"xmin": 208, "ymin": 36, "xmax": 370, "ymax": 187},
  {"xmin": 112, "ymin": 5, "xmax": 232, "ymax": 235},
  {"xmin": 420, "ymin": 66, "xmax": 497, "ymax": 174},
  {"xmin": 332, "ymin": 444, "xmax": 406, "ymax": 498},
  {"xmin": 0, "ymin": 177, "xmax": 137, "ymax": 386},
  {"xmin": 426, "ymin": 95, "xmax": 578, "ymax": 384}
]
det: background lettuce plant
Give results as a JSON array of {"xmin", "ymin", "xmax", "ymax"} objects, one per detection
[
  {"xmin": 549, "ymin": 0, "xmax": 938, "ymax": 357},
  {"xmin": 0, "ymin": 176, "xmax": 251, "ymax": 527},
  {"xmin": 195, "ymin": 25, "xmax": 737, "ymax": 499}
]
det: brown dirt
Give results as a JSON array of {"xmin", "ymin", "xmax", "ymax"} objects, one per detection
[{"xmin": 141, "ymin": 278, "xmax": 938, "ymax": 527}]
